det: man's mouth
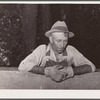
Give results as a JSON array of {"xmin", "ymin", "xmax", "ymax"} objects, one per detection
[{"xmin": 58, "ymin": 49, "xmax": 63, "ymax": 52}]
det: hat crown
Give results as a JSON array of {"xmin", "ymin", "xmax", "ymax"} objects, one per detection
[{"xmin": 51, "ymin": 21, "xmax": 69, "ymax": 32}]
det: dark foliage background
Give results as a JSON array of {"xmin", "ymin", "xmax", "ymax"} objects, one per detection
[{"xmin": 0, "ymin": 5, "xmax": 26, "ymax": 67}]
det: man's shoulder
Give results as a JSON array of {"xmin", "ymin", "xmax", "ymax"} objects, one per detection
[
  {"xmin": 37, "ymin": 44, "xmax": 47, "ymax": 49},
  {"xmin": 33, "ymin": 44, "xmax": 47, "ymax": 52},
  {"xmin": 67, "ymin": 45, "xmax": 76, "ymax": 50},
  {"xmin": 67, "ymin": 45, "xmax": 82, "ymax": 54}
]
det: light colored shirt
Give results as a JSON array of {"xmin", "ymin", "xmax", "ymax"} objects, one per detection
[{"xmin": 18, "ymin": 44, "xmax": 96, "ymax": 72}]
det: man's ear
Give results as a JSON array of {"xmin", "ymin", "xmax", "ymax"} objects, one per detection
[{"xmin": 49, "ymin": 36, "xmax": 53, "ymax": 43}]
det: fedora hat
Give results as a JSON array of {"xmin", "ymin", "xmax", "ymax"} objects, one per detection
[{"xmin": 45, "ymin": 21, "xmax": 74, "ymax": 38}]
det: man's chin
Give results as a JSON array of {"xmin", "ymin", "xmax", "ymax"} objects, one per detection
[{"xmin": 57, "ymin": 50, "xmax": 63, "ymax": 54}]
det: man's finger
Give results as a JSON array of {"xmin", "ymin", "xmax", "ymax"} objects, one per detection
[{"xmin": 57, "ymin": 65, "xmax": 64, "ymax": 70}]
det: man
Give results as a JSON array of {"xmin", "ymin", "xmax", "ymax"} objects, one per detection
[{"xmin": 18, "ymin": 21, "xmax": 96, "ymax": 82}]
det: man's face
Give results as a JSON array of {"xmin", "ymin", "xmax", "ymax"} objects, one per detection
[{"xmin": 50, "ymin": 32, "xmax": 68, "ymax": 54}]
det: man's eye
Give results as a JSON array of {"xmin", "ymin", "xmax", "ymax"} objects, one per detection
[{"xmin": 57, "ymin": 40, "xmax": 61, "ymax": 42}]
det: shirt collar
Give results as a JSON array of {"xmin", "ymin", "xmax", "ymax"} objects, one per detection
[
  {"xmin": 46, "ymin": 43, "xmax": 51, "ymax": 56},
  {"xmin": 63, "ymin": 49, "xmax": 67, "ymax": 56}
]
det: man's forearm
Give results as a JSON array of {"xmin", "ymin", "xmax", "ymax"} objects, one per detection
[
  {"xmin": 72, "ymin": 64, "xmax": 92, "ymax": 75},
  {"xmin": 29, "ymin": 65, "xmax": 45, "ymax": 75}
]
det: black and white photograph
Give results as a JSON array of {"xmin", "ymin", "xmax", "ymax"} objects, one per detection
[{"xmin": 0, "ymin": 1, "xmax": 100, "ymax": 94}]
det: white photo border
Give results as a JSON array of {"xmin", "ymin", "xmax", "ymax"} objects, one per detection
[{"xmin": 0, "ymin": 1, "xmax": 100, "ymax": 99}]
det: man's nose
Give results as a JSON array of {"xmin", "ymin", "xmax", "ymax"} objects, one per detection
[{"xmin": 61, "ymin": 42, "xmax": 64, "ymax": 48}]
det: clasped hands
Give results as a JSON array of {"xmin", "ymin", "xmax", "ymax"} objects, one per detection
[{"xmin": 44, "ymin": 65, "xmax": 74, "ymax": 82}]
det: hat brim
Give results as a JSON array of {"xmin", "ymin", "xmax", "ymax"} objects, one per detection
[{"xmin": 45, "ymin": 29, "xmax": 74, "ymax": 38}]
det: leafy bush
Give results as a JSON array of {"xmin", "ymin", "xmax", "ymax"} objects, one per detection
[{"xmin": 0, "ymin": 5, "xmax": 26, "ymax": 67}]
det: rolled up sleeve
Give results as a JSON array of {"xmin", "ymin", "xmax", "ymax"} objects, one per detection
[
  {"xmin": 18, "ymin": 45, "xmax": 46, "ymax": 71},
  {"xmin": 72, "ymin": 46, "xmax": 96, "ymax": 72}
]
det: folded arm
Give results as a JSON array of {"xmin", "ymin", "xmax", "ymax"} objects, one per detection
[
  {"xmin": 18, "ymin": 45, "xmax": 46, "ymax": 73},
  {"xmin": 71, "ymin": 46, "xmax": 96, "ymax": 75},
  {"xmin": 72, "ymin": 64, "xmax": 93, "ymax": 75},
  {"xmin": 60, "ymin": 46, "xmax": 96, "ymax": 80},
  {"xmin": 29, "ymin": 65, "xmax": 45, "ymax": 75}
]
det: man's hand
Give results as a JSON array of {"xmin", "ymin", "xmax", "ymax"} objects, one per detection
[
  {"xmin": 44, "ymin": 65, "xmax": 68, "ymax": 82},
  {"xmin": 55, "ymin": 65, "xmax": 74, "ymax": 81},
  {"xmin": 49, "ymin": 66, "xmax": 68, "ymax": 82},
  {"xmin": 60, "ymin": 66, "xmax": 74, "ymax": 80}
]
